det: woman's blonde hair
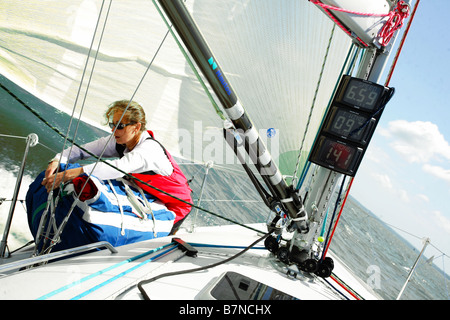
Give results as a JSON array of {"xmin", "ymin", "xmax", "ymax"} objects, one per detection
[{"xmin": 105, "ymin": 100, "xmax": 147, "ymax": 132}]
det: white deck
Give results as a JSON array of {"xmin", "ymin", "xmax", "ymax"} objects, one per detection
[{"xmin": 0, "ymin": 224, "xmax": 379, "ymax": 300}]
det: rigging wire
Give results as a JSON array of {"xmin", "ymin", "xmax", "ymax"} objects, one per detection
[
  {"xmin": 295, "ymin": 44, "xmax": 358, "ymax": 191},
  {"xmin": 291, "ymin": 24, "xmax": 336, "ymax": 187},
  {"xmin": 320, "ymin": 175, "xmax": 346, "ymax": 261},
  {"xmin": 39, "ymin": 1, "xmax": 201, "ymax": 253},
  {"xmin": 34, "ymin": 0, "xmax": 272, "ymax": 249},
  {"xmin": 322, "ymin": 178, "xmax": 352, "ymax": 260},
  {"xmin": 35, "ymin": 0, "xmax": 111, "ymax": 254},
  {"xmin": 50, "ymin": 0, "xmax": 110, "ymax": 194},
  {"xmin": 61, "ymin": 0, "xmax": 113, "ymax": 183},
  {"xmin": 4, "ymin": 0, "xmax": 440, "ymax": 291},
  {"xmin": 0, "ymin": 133, "xmax": 58, "ymax": 154},
  {"xmin": 38, "ymin": 0, "xmax": 114, "ymax": 254}
]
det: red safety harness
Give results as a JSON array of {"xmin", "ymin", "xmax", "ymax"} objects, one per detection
[{"xmin": 116, "ymin": 130, "xmax": 192, "ymax": 223}]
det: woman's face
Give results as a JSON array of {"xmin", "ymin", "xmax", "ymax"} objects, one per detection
[{"xmin": 111, "ymin": 111, "xmax": 140, "ymax": 146}]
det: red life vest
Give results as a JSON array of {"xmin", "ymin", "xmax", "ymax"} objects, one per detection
[{"xmin": 117, "ymin": 131, "xmax": 192, "ymax": 223}]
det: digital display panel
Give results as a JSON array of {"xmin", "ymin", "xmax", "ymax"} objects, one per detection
[
  {"xmin": 341, "ymin": 78, "xmax": 383, "ymax": 111},
  {"xmin": 309, "ymin": 136, "xmax": 363, "ymax": 175},
  {"xmin": 309, "ymin": 76, "xmax": 392, "ymax": 176},
  {"xmin": 326, "ymin": 107, "xmax": 373, "ymax": 144},
  {"xmin": 318, "ymin": 138, "xmax": 355, "ymax": 171}
]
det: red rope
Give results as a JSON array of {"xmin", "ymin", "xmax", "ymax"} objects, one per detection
[
  {"xmin": 311, "ymin": 0, "xmax": 391, "ymax": 17},
  {"xmin": 378, "ymin": 1, "xmax": 410, "ymax": 47},
  {"xmin": 322, "ymin": 177, "xmax": 354, "ymax": 258},
  {"xmin": 385, "ymin": 0, "xmax": 421, "ymax": 86},
  {"xmin": 311, "ymin": 0, "xmax": 411, "ymax": 47},
  {"xmin": 316, "ymin": 4, "xmax": 369, "ymax": 47}
]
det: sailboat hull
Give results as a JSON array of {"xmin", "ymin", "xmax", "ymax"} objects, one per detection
[{"xmin": 0, "ymin": 223, "xmax": 379, "ymax": 300}]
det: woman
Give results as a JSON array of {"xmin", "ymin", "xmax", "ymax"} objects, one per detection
[{"xmin": 42, "ymin": 100, "xmax": 192, "ymax": 233}]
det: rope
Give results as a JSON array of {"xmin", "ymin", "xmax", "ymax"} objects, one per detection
[
  {"xmin": 36, "ymin": 242, "xmax": 175, "ymax": 300},
  {"xmin": 311, "ymin": 0, "xmax": 410, "ymax": 48},
  {"xmin": 292, "ymin": 24, "xmax": 335, "ymax": 187},
  {"xmin": 311, "ymin": 0, "xmax": 392, "ymax": 17},
  {"xmin": 37, "ymin": 0, "xmax": 114, "ymax": 254},
  {"xmin": 378, "ymin": 1, "xmax": 410, "ymax": 47},
  {"xmin": 329, "ymin": 274, "xmax": 363, "ymax": 300},
  {"xmin": 312, "ymin": 1, "xmax": 369, "ymax": 47},
  {"xmin": 1, "ymin": 82, "xmax": 265, "ymax": 233},
  {"xmin": 33, "ymin": 1, "xmax": 111, "ymax": 254},
  {"xmin": 72, "ymin": 244, "xmax": 178, "ymax": 300},
  {"xmin": 385, "ymin": 0, "xmax": 420, "ymax": 86},
  {"xmin": 38, "ymin": 0, "xmax": 185, "ymax": 253},
  {"xmin": 138, "ymin": 232, "xmax": 270, "ymax": 300}
]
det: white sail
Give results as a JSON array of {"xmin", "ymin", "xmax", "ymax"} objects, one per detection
[
  {"xmin": 2, "ymin": 1, "xmax": 438, "ymax": 302},
  {"xmin": 0, "ymin": 0, "xmax": 351, "ymax": 178}
]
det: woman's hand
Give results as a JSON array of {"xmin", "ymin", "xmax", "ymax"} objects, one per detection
[
  {"xmin": 44, "ymin": 160, "xmax": 59, "ymax": 180},
  {"xmin": 42, "ymin": 165, "xmax": 84, "ymax": 193}
]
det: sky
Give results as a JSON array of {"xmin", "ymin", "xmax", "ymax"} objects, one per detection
[{"xmin": 350, "ymin": 0, "xmax": 450, "ymax": 266}]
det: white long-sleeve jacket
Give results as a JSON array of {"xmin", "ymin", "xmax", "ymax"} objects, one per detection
[{"xmin": 55, "ymin": 131, "xmax": 173, "ymax": 180}]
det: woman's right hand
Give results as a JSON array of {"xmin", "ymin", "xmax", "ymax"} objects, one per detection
[
  {"xmin": 42, "ymin": 160, "xmax": 59, "ymax": 191},
  {"xmin": 44, "ymin": 160, "xmax": 59, "ymax": 180},
  {"xmin": 41, "ymin": 166, "xmax": 84, "ymax": 193}
]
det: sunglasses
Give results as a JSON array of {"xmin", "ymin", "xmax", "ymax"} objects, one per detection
[{"xmin": 109, "ymin": 122, "xmax": 135, "ymax": 130}]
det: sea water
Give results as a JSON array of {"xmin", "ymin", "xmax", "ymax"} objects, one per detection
[{"xmin": 0, "ymin": 75, "xmax": 449, "ymax": 300}]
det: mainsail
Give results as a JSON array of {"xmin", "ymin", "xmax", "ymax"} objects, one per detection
[{"xmin": 0, "ymin": 0, "xmax": 351, "ymax": 180}]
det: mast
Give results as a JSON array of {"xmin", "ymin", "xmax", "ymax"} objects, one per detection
[
  {"xmin": 157, "ymin": 0, "xmax": 309, "ymax": 233},
  {"xmin": 290, "ymin": 0, "xmax": 414, "ymax": 277}
]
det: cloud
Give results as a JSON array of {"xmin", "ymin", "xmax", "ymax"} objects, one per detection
[
  {"xmin": 372, "ymin": 173, "xmax": 393, "ymax": 189},
  {"xmin": 417, "ymin": 194, "xmax": 430, "ymax": 203},
  {"xmin": 430, "ymin": 211, "xmax": 450, "ymax": 234},
  {"xmin": 422, "ymin": 164, "xmax": 450, "ymax": 184},
  {"xmin": 371, "ymin": 173, "xmax": 411, "ymax": 202},
  {"xmin": 364, "ymin": 144, "xmax": 391, "ymax": 164},
  {"xmin": 381, "ymin": 120, "xmax": 450, "ymax": 185},
  {"xmin": 398, "ymin": 189, "xmax": 410, "ymax": 203},
  {"xmin": 384, "ymin": 120, "xmax": 450, "ymax": 163}
]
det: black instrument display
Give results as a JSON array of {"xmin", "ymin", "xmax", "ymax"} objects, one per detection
[{"xmin": 309, "ymin": 75, "xmax": 393, "ymax": 176}]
